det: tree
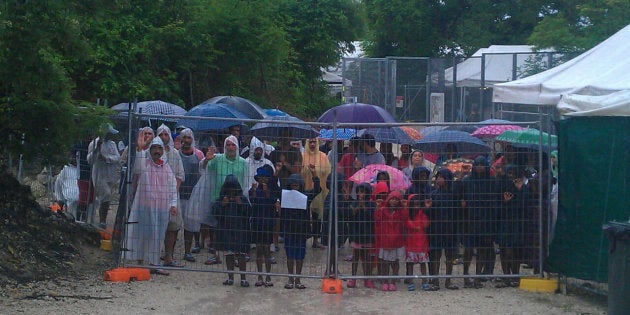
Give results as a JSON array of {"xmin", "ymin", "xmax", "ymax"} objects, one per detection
[{"xmin": 0, "ymin": 0, "xmax": 111, "ymax": 165}]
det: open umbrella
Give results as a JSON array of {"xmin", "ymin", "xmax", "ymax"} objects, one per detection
[
  {"xmin": 413, "ymin": 130, "xmax": 490, "ymax": 154},
  {"xmin": 111, "ymin": 100, "xmax": 186, "ymax": 122},
  {"xmin": 348, "ymin": 164, "xmax": 411, "ymax": 192},
  {"xmin": 471, "ymin": 124, "xmax": 525, "ymax": 139},
  {"xmin": 357, "ymin": 126, "xmax": 422, "ymax": 144},
  {"xmin": 249, "ymin": 115, "xmax": 319, "ymax": 139},
  {"xmin": 176, "ymin": 103, "xmax": 248, "ymax": 131},
  {"xmin": 443, "ymin": 124, "xmax": 478, "ymax": 133},
  {"xmin": 317, "ymin": 103, "xmax": 396, "ymax": 124},
  {"xmin": 318, "ymin": 128, "xmax": 357, "ymax": 140},
  {"xmin": 204, "ymin": 96, "xmax": 267, "ymax": 119},
  {"xmin": 495, "ymin": 128, "xmax": 558, "ymax": 148},
  {"xmin": 263, "ymin": 108, "xmax": 289, "ymax": 117},
  {"xmin": 419, "ymin": 125, "xmax": 446, "ymax": 136},
  {"xmin": 438, "ymin": 158, "xmax": 474, "ymax": 180}
]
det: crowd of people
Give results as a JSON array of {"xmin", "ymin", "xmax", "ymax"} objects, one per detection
[{"xmin": 54, "ymin": 123, "xmax": 557, "ymax": 292}]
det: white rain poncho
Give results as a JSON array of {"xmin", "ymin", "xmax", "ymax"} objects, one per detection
[
  {"xmin": 244, "ymin": 136, "xmax": 274, "ymax": 191},
  {"xmin": 54, "ymin": 162, "xmax": 79, "ymax": 218},
  {"xmin": 87, "ymin": 132, "xmax": 121, "ymax": 203},
  {"xmin": 124, "ymin": 137, "xmax": 178, "ymax": 265},
  {"xmin": 156, "ymin": 124, "xmax": 185, "ymax": 183}
]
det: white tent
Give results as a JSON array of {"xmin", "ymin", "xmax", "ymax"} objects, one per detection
[
  {"xmin": 493, "ymin": 24, "xmax": 630, "ymax": 105},
  {"xmin": 445, "ymin": 45, "xmax": 544, "ymax": 87},
  {"xmin": 557, "ymin": 89, "xmax": 630, "ymax": 116}
]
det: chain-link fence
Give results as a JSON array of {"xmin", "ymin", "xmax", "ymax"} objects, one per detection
[{"xmin": 99, "ymin": 110, "xmax": 555, "ymax": 290}]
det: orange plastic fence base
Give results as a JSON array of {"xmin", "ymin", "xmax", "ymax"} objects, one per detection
[
  {"xmin": 99, "ymin": 228, "xmax": 113, "ymax": 240},
  {"xmin": 103, "ymin": 268, "xmax": 151, "ymax": 282},
  {"xmin": 321, "ymin": 278, "xmax": 343, "ymax": 294}
]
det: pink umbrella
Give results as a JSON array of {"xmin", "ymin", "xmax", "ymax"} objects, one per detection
[
  {"xmin": 471, "ymin": 125, "xmax": 525, "ymax": 139},
  {"xmin": 348, "ymin": 164, "xmax": 411, "ymax": 191}
]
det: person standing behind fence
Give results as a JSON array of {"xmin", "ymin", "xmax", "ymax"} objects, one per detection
[
  {"xmin": 496, "ymin": 165, "xmax": 529, "ymax": 288},
  {"xmin": 245, "ymin": 136, "xmax": 274, "ymax": 196},
  {"xmin": 125, "ymin": 137, "xmax": 178, "ymax": 276},
  {"xmin": 54, "ymin": 151, "xmax": 80, "ymax": 220},
  {"xmin": 374, "ymin": 190, "xmax": 407, "ymax": 291},
  {"xmin": 425, "ymin": 168, "xmax": 459, "ymax": 291},
  {"xmin": 176, "ymin": 128, "xmax": 206, "ymax": 263},
  {"xmin": 205, "ymin": 135, "xmax": 248, "ymax": 202},
  {"xmin": 87, "ymin": 124, "xmax": 120, "ymax": 228},
  {"xmin": 460, "ymin": 156, "xmax": 499, "ymax": 289},
  {"xmin": 404, "ymin": 194, "xmax": 430, "ymax": 291},
  {"xmin": 281, "ymin": 170, "xmax": 320, "ymax": 290},
  {"xmin": 346, "ymin": 183, "xmax": 375, "ymax": 289},
  {"xmin": 213, "ymin": 175, "xmax": 252, "ymax": 287},
  {"xmin": 302, "ymin": 138, "xmax": 331, "ymax": 249},
  {"xmin": 249, "ymin": 165, "xmax": 280, "ymax": 287},
  {"xmin": 402, "ymin": 150, "xmax": 436, "ymax": 180},
  {"xmin": 354, "ymin": 134, "xmax": 385, "ymax": 168}
]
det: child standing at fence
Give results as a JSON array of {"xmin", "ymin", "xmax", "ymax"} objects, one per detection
[
  {"xmin": 281, "ymin": 169, "xmax": 320, "ymax": 290},
  {"xmin": 249, "ymin": 165, "xmax": 280, "ymax": 287},
  {"xmin": 347, "ymin": 183, "xmax": 375, "ymax": 288},
  {"xmin": 404, "ymin": 194, "xmax": 430, "ymax": 291},
  {"xmin": 374, "ymin": 191, "xmax": 408, "ymax": 291},
  {"xmin": 213, "ymin": 175, "xmax": 252, "ymax": 287}
]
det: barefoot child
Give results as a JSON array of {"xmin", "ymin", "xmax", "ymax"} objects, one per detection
[
  {"xmin": 374, "ymin": 191, "xmax": 408, "ymax": 291},
  {"xmin": 346, "ymin": 183, "xmax": 375, "ymax": 288},
  {"xmin": 404, "ymin": 194, "xmax": 430, "ymax": 291}
]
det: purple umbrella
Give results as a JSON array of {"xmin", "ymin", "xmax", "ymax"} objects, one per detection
[{"xmin": 317, "ymin": 103, "xmax": 396, "ymax": 124}]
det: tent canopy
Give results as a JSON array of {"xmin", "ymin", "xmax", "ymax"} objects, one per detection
[
  {"xmin": 493, "ymin": 24, "xmax": 630, "ymax": 105},
  {"xmin": 445, "ymin": 45, "xmax": 545, "ymax": 87},
  {"xmin": 557, "ymin": 89, "xmax": 630, "ymax": 116}
]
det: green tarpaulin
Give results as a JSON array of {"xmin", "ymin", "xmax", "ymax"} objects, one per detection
[{"xmin": 547, "ymin": 116, "xmax": 630, "ymax": 281}]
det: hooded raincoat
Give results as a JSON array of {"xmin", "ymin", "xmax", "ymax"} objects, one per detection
[
  {"xmin": 374, "ymin": 191, "xmax": 408, "ymax": 250},
  {"xmin": 206, "ymin": 135, "xmax": 248, "ymax": 202},
  {"xmin": 124, "ymin": 137, "xmax": 178, "ymax": 265}
]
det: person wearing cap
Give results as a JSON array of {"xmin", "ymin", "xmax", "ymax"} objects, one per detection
[
  {"xmin": 87, "ymin": 124, "xmax": 121, "ymax": 228},
  {"xmin": 124, "ymin": 137, "xmax": 178, "ymax": 275},
  {"xmin": 249, "ymin": 165, "xmax": 280, "ymax": 287},
  {"xmin": 172, "ymin": 125, "xmax": 186, "ymax": 150}
]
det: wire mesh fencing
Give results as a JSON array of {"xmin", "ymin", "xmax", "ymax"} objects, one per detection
[{"xmin": 107, "ymin": 113, "xmax": 553, "ymax": 290}]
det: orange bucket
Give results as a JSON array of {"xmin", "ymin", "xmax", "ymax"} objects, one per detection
[{"xmin": 321, "ymin": 278, "xmax": 343, "ymax": 294}]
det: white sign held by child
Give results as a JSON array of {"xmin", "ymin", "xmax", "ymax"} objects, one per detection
[{"xmin": 281, "ymin": 189, "xmax": 308, "ymax": 210}]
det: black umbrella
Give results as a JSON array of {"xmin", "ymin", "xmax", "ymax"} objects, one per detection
[
  {"xmin": 204, "ymin": 96, "xmax": 267, "ymax": 119},
  {"xmin": 249, "ymin": 116, "xmax": 319, "ymax": 139}
]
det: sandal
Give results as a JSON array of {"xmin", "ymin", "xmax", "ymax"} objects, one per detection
[
  {"xmin": 445, "ymin": 283, "xmax": 459, "ymax": 290},
  {"xmin": 204, "ymin": 257, "xmax": 221, "ymax": 265},
  {"xmin": 284, "ymin": 283, "xmax": 294, "ymax": 289},
  {"xmin": 255, "ymin": 280, "xmax": 265, "ymax": 287},
  {"xmin": 264, "ymin": 281, "xmax": 274, "ymax": 287},
  {"xmin": 295, "ymin": 283, "xmax": 306, "ymax": 289},
  {"xmin": 424, "ymin": 284, "xmax": 439, "ymax": 291},
  {"xmin": 163, "ymin": 260, "xmax": 183, "ymax": 268},
  {"xmin": 222, "ymin": 279, "xmax": 234, "ymax": 286},
  {"xmin": 151, "ymin": 269, "xmax": 170, "ymax": 276},
  {"xmin": 240, "ymin": 280, "xmax": 250, "ymax": 287}
]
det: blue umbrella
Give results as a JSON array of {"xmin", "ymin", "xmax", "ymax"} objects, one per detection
[
  {"xmin": 111, "ymin": 100, "xmax": 186, "ymax": 122},
  {"xmin": 177, "ymin": 103, "xmax": 248, "ymax": 131},
  {"xmin": 318, "ymin": 128, "xmax": 357, "ymax": 140},
  {"xmin": 264, "ymin": 108, "xmax": 289, "ymax": 117},
  {"xmin": 249, "ymin": 115, "xmax": 319, "ymax": 139},
  {"xmin": 357, "ymin": 127, "xmax": 415, "ymax": 144},
  {"xmin": 413, "ymin": 130, "xmax": 490, "ymax": 154},
  {"xmin": 419, "ymin": 125, "xmax": 446, "ymax": 136},
  {"xmin": 204, "ymin": 96, "xmax": 266, "ymax": 119},
  {"xmin": 317, "ymin": 103, "xmax": 396, "ymax": 124}
]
